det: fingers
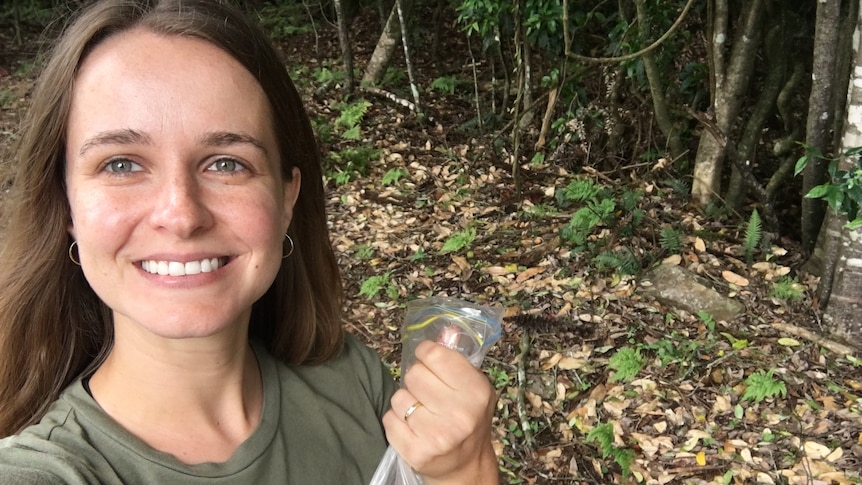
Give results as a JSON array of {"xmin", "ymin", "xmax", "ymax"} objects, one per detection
[
  {"xmin": 382, "ymin": 342, "xmax": 497, "ymax": 481},
  {"xmin": 406, "ymin": 340, "xmax": 490, "ymax": 393}
]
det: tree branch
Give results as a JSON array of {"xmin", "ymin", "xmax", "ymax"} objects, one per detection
[{"xmin": 563, "ymin": 0, "xmax": 697, "ymax": 64}]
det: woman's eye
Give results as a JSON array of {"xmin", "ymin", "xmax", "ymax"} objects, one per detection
[
  {"xmin": 104, "ymin": 159, "xmax": 142, "ymax": 173},
  {"xmin": 208, "ymin": 158, "xmax": 246, "ymax": 173}
]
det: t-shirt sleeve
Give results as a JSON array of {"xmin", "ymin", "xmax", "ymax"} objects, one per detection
[
  {"xmin": 0, "ymin": 465, "xmax": 62, "ymax": 485},
  {"xmin": 0, "ymin": 441, "xmax": 98, "ymax": 485},
  {"xmin": 342, "ymin": 331, "xmax": 397, "ymax": 419}
]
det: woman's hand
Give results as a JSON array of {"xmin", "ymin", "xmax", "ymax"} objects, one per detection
[{"xmin": 382, "ymin": 340, "xmax": 498, "ymax": 484}]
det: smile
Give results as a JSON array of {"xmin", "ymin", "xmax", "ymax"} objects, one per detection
[{"xmin": 140, "ymin": 258, "xmax": 226, "ymax": 276}]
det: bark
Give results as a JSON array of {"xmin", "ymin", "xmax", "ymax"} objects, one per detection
[
  {"xmin": 362, "ymin": 1, "xmax": 410, "ymax": 86},
  {"xmin": 691, "ymin": 0, "xmax": 764, "ymax": 206},
  {"xmin": 430, "ymin": 0, "xmax": 446, "ymax": 64},
  {"xmin": 634, "ymin": 0, "xmax": 686, "ymax": 164},
  {"xmin": 823, "ymin": 5, "xmax": 862, "ymax": 343},
  {"xmin": 333, "ymin": 0, "xmax": 355, "ymax": 94},
  {"xmin": 725, "ymin": 19, "xmax": 786, "ymax": 209},
  {"xmin": 394, "ymin": 0, "xmax": 420, "ymax": 113},
  {"xmin": 801, "ymin": 0, "xmax": 842, "ymax": 253},
  {"xmin": 832, "ymin": 0, "xmax": 860, "ymax": 152}
]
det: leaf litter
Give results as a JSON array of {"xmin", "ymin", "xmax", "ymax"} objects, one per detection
[{"xmin": 1, "ymin": 15, "xmax": 860, "ymax": 485}]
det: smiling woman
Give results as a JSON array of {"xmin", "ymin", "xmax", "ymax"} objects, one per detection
[{"xmin": 0, "ymin": 1, "xmax": 499, "ymax": 484}]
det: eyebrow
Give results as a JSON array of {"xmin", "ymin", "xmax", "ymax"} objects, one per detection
[
  {"xmin": 198, "ymin": 131, "xmax": 269, "ymax": 156},
  {"xmin": 79, "ymin": 129, "xmax": 153, "ymax": 156},
  {"xmin": 77, "ymin": 130, "xmax": 269, "ymax": 156}
]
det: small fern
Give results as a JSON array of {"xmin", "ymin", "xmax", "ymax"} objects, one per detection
[
  {"xmin": 586, "ymin": 421, "xmax": 635, "ymax": 476},
  {"xmin": 335, "ymin": 100, "xmax": 372, "ymax": 139},
  {"xmin": 429, "ymin": 75, "xmax": 458, "ymax": 94},
  {"xmin": 593, "ymin": 249, "xmax": 639, "ymax": 275},
  {"xmin": 560, "ymin": 198, "xmax": 617, "ymax": 249},
  {"xmin": 659, "ymin": 227, "xmax": 683, "ymax": 253},
  {"xmin": 440, "ymin": 227, "xmax": 477, "ymax": 254},
  {"xmin": 770, "ymin": 276, "xmax": 804, "ymax": 301},
  {"xmin": 742, "ymin": 369, "xmax": 786, "ymax": 403},
  {"xmin": 382, "ymin": 167, "xmax": 408, "ymax": 186},
  {"xmin": 662, "ymin": 178, "xmax": 690, "ymax": 195},
  {"xmin": 358, "ymin": 273, "xmax": 392, "ymax": 300},
  {"xmin": 743, "ymin": 209, "xmax": 762, "ymax": 262},
  {"xmin": 608, "ymin": 347, "xmax": 644, "ymax": 383},
  {"xmin": 555, "ymin": 178, "xmax": 602, "ymax": 208}
]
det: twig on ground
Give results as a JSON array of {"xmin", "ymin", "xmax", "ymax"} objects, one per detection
[
  {"xmin": 771, "ymin": 322, "xmax": 858, "ymax": 357},
  {"xmin": 516, "ymin": 330, "xmax": 535, "ymax": 456}
]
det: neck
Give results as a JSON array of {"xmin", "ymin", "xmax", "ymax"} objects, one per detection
[{"xmin": 89, "ymin": 324, "xmax": 263, "ymax": 464}]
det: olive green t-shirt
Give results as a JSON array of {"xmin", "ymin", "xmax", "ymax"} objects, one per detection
[{"xmin": 0, "ymin": 333, "xmax": 396, "ymax": 484}]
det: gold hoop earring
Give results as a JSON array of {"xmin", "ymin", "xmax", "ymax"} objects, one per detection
[
  {"xmin": 69, "ymin": 241, "xmax": 81, "ymax": 266},
  {"xmin": 282, "ymin": 234, "xmax": 295, "ymax": 259}
]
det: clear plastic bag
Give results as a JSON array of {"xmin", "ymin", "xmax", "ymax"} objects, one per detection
[{"xmin": 369, "ymin": 297, "xmax": 503, "ymax": 485}]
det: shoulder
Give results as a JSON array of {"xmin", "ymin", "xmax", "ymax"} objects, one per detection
[
  {"xmin": 260, "ymin": 330, "xmax": 396, "ymax": 416},
  {"xmin": 0, "ymin": 430, "xmax": 99, "ymax": 484},
  {"xmin": 0, "ymin": 385, "xmax": 115, "ymax": 485},
  {"xmin": 0, "ymin": 464, "xmax": 63, "ymax": 485}
]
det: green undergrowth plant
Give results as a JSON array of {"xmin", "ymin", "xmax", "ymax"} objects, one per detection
[
  {"xmin": 659, "ymin": 227, "xmax": 683, "ymax": 253},
  {"xmin": 0, "ymin": 88, "xmax": 14, "ymax": 109},
  {"xmin": 592, "ymin": 248, "xmax": 639, "ymax": 275},
  {"xmin": 255, "ymin": 3, "xmax": 313, "ymax": 39},
  {"xmin": 770, "ymin": 276, "xmax": 804, "ymax": 301},
  {"xmin": 742, "ymin": 369, "xmax": 787, "ymax": 403},
  {"xmin": 358, "ymin": 273, "xmax": 398, "ymax": 301},
  {"xmin": 555, "ymin": 177, "xmax": 645, "ymax": 265},
  {"xmin": 382, "ymin": 167, "xmax": 409, "ymax": 186},
  {"xmin": 334, "ymin": 100, "xmax": 372, "ymax": 140},
  {"xmin": 326, "ymin": 145, "xmax": 380, "ymax": 185},
  {"xmin": 440, "ymin": 227, "xmax": 477, "ymax": 255},
  {"xmin": 640, "ymin": 334, "xmax": 702, "ymax": 369},
  {"xmin": 743, "ymin": 209, "xmax": 762, "ymax": 262},
  {"xmin": 586, "ymin": 421, "xmax": 635, "ymax": 477},
  {"xmin": 662, "ymin": 178, "xmax": 690, "ymax": 195},
  {"xmin": 608, "ymin": 347, "xmax": 644, "ymax": 383},
  {"xmin": 429, "ymin": 75, "xmax": 459, "ymax": 95}
]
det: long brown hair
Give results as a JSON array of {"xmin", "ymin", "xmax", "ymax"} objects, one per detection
[{"xmin": 0, "ymin": 0, "xmax": 344, "ymax": 436}]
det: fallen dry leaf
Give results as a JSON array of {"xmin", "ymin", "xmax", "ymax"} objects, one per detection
[{"xmin": 722, "ymin": 270, "xmax": 750, "ymax": 286}]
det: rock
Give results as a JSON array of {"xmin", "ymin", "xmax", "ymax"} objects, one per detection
[{"xmin": 641, "ymin": 263, "xmax": 744, "ymax": 322}]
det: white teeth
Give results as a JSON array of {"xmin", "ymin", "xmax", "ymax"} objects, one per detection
[{"xmin": 142, "ymin": 258, "xmax": 221, "ymax": 276}]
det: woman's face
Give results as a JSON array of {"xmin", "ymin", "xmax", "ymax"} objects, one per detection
[{"xmin": 64, "ymin": 29, "xmax": 300, "ymax": 340}]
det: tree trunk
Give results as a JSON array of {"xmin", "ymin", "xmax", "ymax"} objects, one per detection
[
  {"xmin": 801, "ymin": 0, "xmax": 842, "ymax": 253},
  {"xmin": 362, "ymin": 2, "xmax": 410, "ymax": 86},
  {"xmin": 634, "ymin": 0, "xmax": 686, "ymax": 164},
  {"xmin": 333, "ymin": 0, "xmax": 355, "ymax": 94},
  {"xmin": 691, "ymin": 0, "xmax": 764, "ymax": 206},
  {"xmin": 823, "ymin": 2, "xmax": 862, "ymax": 343},
  {"xmin": 394, "ymin": 0, "xmax": 420, "ymax": 112},
  {"xmin": 725, "ymin": 16, "xmax": 787, "ymax": 209}
]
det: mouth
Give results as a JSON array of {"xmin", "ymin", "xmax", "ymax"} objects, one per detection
[{"xmin": 140, "ymin": 257, "xmax": 230, "ymax": 276}]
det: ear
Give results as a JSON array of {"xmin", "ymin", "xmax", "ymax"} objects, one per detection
[{"xmin": 282, "ymin": 167, "xmax": 301, "ymax": 232}]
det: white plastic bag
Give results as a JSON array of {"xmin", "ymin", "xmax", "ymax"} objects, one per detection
[{"xmin": 369, "ymin": 297, "xmax": 503, "ymax": 485}]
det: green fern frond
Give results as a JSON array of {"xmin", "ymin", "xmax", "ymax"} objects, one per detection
[
  {"xmin": 586, "ymin": 421, "xmax": 635, "ymax": 476},
  {"xmin": 608, "ymin": 347, "xmax": 644, "ymax": 383},
  {"xmin": 742, "ymin": 369, "xmax": 786, "ymax": 403},
  {"xmin": 659, "ymin": 227, "xmax": 682, "ymax": 253},
  {"xmin": 743, "ymin": 209, "xmax": 762, "ymax": 261},
  {"xmin": 555, "ymin": 179, "xmax": 602, "ymax": 208},
  {"xmin": 335, "ymin": 100, "xmax": 372, "ymax": 132},
  {"xmin": 593, "ymin": 249, "xmax": 639, "ymax": 275}
]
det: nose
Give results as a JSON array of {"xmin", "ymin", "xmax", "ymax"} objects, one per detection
[{"xmin": 149, "ymin": 171, "xmax": 214, "ymax": 238}]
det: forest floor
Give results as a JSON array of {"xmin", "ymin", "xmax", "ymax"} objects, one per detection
[{"xmin": 1, "ymin": 5, "xmax": 861, "ymax": 484}]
